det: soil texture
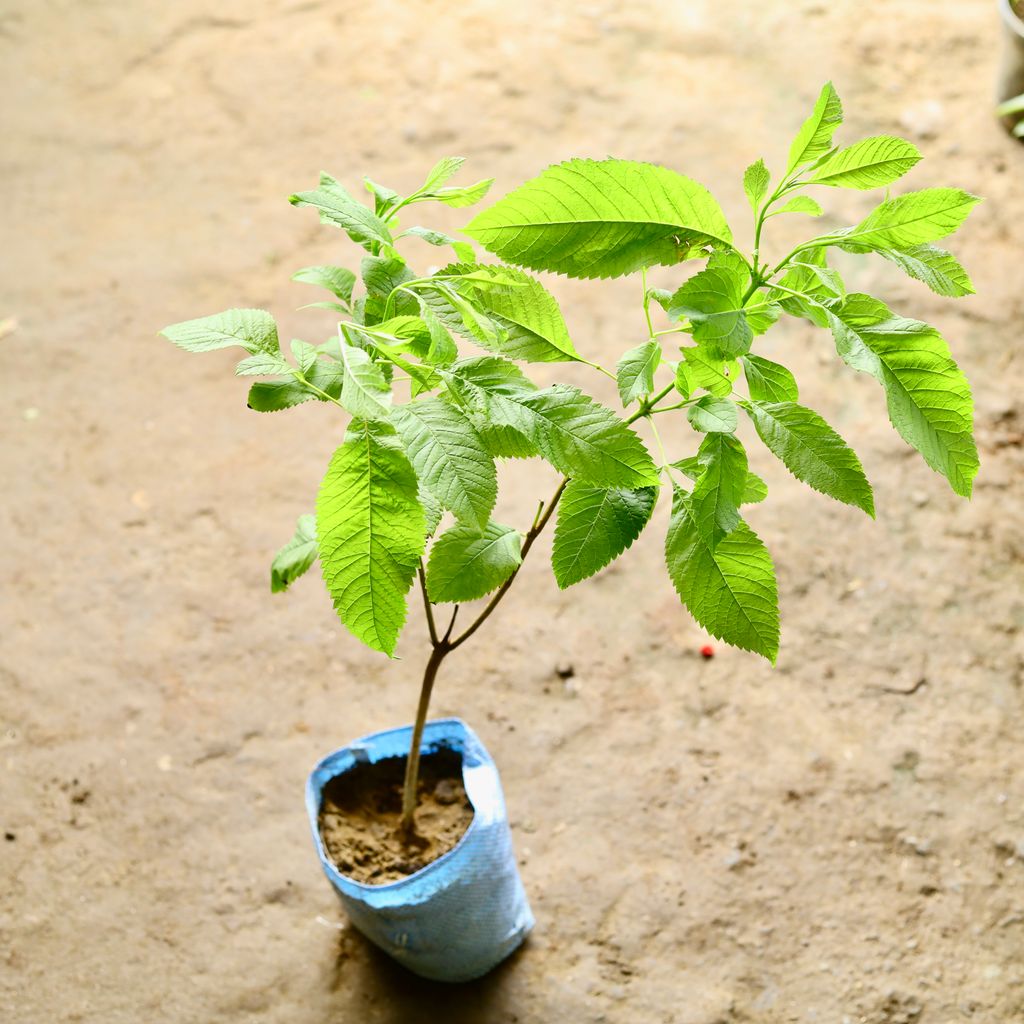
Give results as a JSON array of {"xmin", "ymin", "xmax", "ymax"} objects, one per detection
[{"xmin": 319, "ymin": 750, "xmax": 474, "ymax": 885}]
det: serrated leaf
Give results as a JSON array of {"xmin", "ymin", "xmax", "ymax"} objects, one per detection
[
  {"xmin": 552, "ymin": 482, "xmax": 658, "ymax": 588},
  {"xmin": 289, "ymin": 173, "xmax": 394, "ymax": 251},
  {"xmin": 809, "ymin": 135, "xmax": 921, "ymax": 189},
  {"xmin": 271, "ymin": 514, "xmax": 318, "ymax": 593},
  {"xmin": 431, "ymin": 179, "xmax": 494, "ymax": 208},
  {"xmin": 235, "ymin": 352, "xmax": 293, "ymax": 376},
  {"xmin": 291, "ymin": 339, "xmax": 318, "ymax": 375},
  {"xmin": 291, "ymin": 265, "xmax": 356, "ymax": 305},
  {"xmin": 247, "ymin": 379, "xmax": 314, "ymax": 412},
  {"xmin": 390, "ymin": 396, "xmax": 497, "ymax": 530},
  {"xmin": 425, "ymin": 520, "xmax": 521, "ymax": 602},
  {"xmin": 681, "ymin": 346, "xmax": 740, "ymax": 397},
  {"xmin": 317, "ymin": 421, "xmax": 425, "ymax": 656},
  {"xmin": 338, "ymin": 343, "xmax": 392, "ymax": 421},
  {"xmin": 361, "ymin": 255, "xmax": 417, "ymax": 318},
  {"xmin": 419, "ymin": 485, "xmax": 444, "ymax": 537},
  {"xmin": 873, "ymin": 244, "xmax": 974, "ymax": 297},
  {"xmin": 742, "ymin": 471, "xmax": 768, "ymax": 505},
  {"xmin": 834, "ymin": 188, "xmax": 981, "ymax": 250},
  {"xmin": 514, "ymin": 384, "xmax": 660, "ymax": 487},
  {"xmin": 161, "ymin": 309, "xmax": 279, "ymax": 355},
  {"xmin": 741, "ymin": 355, "xmax": 799, "ymax": 403},
  {"xmin": 788, "ymin": 82, "xmax": 843, "ymax": 172},
  {"xmin": 617, "ymin": 341, "xmax": 661, "ymax": 406},
  {"xmin": 449, "ymin": 263, "xmax": 580, "ymax": 362},
  {"xmin": 665, "ymin": 488, "xmax": 779, "ymax": 662},
  {"xmin": 744, "ymin": 400, "xmax": 875, "ymax": 515},
  {"xmin": 465, "ymin": 158, "xmax": 732, "ymax": 279},
  {"xmin": 689, "ymin": 433, "xmax": 748, "ymax": 546},
  {"xmin": 688, "ymin": 395, "xmax": 738, "ymax": 433},
  {"xmin": 743, "ymin": 159, "xmax": 770, "ymax": 211},
  {"xmin": 769, "ymin": 196, "xmax": 824, "ymax": 218},
  {"xmin": 669, "ymin": 261, "xmax": 753, "ymax": 358},
  {"xmin": 828, "ymin": 296, "xmax": 978, "ymax": 495}
]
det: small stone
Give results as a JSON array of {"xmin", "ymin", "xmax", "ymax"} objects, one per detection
[{"xmin": 554, "ymin": 661, "xmax": 575, "ymax": 679}]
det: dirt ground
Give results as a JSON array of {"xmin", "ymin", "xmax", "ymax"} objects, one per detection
[{"xmin": 3, "ymin": 1, "xmax": 1024, "ymax": 1021}]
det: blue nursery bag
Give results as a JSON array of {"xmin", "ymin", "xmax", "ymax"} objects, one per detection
[{"xmin": 305, "ymin": 717, "xmax": 534, "ymax": 982}]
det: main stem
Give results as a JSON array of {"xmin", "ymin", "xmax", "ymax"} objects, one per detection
[{"xmin": 397, "ymin": 478, "xmax": 568, "ymax": 839}]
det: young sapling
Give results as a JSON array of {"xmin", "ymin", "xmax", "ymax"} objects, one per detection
[{"xmin": 161, "ymin": 84, "xmax": 979, "ymax": 856}]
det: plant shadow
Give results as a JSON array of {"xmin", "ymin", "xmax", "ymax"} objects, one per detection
[{"xmin": 326, "ymin": 926, "xmax": 529, "ymax": 1024}]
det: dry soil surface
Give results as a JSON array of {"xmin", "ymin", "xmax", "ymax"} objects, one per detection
[{"xmin": 3, "ymin": 1, "xmax": 1024, "ymax": 1022}]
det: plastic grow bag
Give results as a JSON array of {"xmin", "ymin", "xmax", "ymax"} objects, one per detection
[{"xmin": 305, "ymin": 717, "xmax": 534, "ymax": 982}]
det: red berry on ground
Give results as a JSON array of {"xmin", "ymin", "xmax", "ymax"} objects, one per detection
[{"xmin": 700, "ymin": 644, "xmax": 714, "ymax": 659}]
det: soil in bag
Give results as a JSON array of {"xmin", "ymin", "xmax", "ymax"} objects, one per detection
[{"xmin": 318, "ymin": 748, "xmax": 474, "ymax": 885}]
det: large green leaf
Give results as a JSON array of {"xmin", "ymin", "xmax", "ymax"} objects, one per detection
[
  {"xmin": 270, "ymin": 514, "xmax": 318, "ymax": 593},
  {"xmin": 464, "ymin": 158, "xmax": 732, "ymax": 279},
  {"xmin": 390, "ymin": 397, "xmax": 497, "ymax": 530},
  {"xmin": 669, "ymin": 260, "xmax": 753, "ymax": 358},
  {"xmin": 289, "ymin": 173, "xmax": 393, "ymax": 251},
  {"xmin": 448, "ymin": 264, "xmax": 580, "ymax": 362},
  {"xmin": 741, "ymin": 355, "xmax": 799, "ymax": 403},
  {"xmin": 425, "ymin": 520, "xmax": 522, "ymax": 602},
  {"xmin": 665, "ymin": 488, "xmax": 779, "ymax": 662},
  {"xmin": 687, "ymin": 395, "xmax": 738, "ymax": 434},
  {"xmin": 808, "ymin": 135, "xmax": 921, "ymax": 190},
  {"xmin": 744, "ymin": 400, "xmax": 875, "ymax": 516},
  {"xmin": 787, "ymin": 82, "xmax": 843, "ymax": 172},
  {"xmin": 688, "ymin": 433, "xmax": 748, "ymax": 546},
  {"xmin": 316, "ymin": 422, "xmax": 426, "ymax": 656},
  {"xmin": 514, "ymin": 384, "xmax": 661, "ymax": 487},
  {"xmin": 161, "ymin": 309, "xmax": 279, "ymax": 355},
  {"xmin": 616, "ymin": 341, "xmax": 661, "ymax": 406},
  {"xmin": 247, "ymin": 379, "xmax": 315, "ymax": 412},
  {"xmin": 338, "ymin": 343, "xmax": 393, "ymax": 421},
  {"xmin": 828, "ymin": 296, "xmax": 978, "ymax": 496},
  {"xmin": 551, "ymin": 482, "xmax": 658, "ymax": 588},
  {"xmin": 873, "ymin": 244, "xmax": 975, "ymax": 298},
  {"xmin": 833, "ymin": 188, "xmax": 981, "ymax": 250}
]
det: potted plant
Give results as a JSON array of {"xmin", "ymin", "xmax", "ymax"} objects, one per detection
[{"xmin": 160, "ymin": 83, "xmax": 979, "ymax": 982}]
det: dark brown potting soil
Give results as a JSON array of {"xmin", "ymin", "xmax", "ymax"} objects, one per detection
[{"xmin": 318, "ymin": 749, "xmax": 474, "ymax": 885}]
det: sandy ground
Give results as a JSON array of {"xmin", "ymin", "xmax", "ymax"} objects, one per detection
[{"xmin": 2, "ymin": 1, "xmax": 1024, "ymax": 1021}]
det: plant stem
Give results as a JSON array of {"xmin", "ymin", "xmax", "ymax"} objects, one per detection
[{"xmin": 396, "ymin": 476, "xmax": 568, "ymax": 840}]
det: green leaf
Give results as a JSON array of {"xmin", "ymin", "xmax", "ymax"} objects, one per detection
[
  {"xmin": 744, "ymin": 400, "xmax": 875, "ymax": 515},
  {"xmin": 514, "ymin": 384, "xmax": 661, "ymax": 487},
  {"xmin": 769, "ymin": 196, "xmax": 824, "ymax": 218},
  {"xmin": 681, "ymin": 346, "xmax": 740, "ymax": 397},
  {"xmin": 449, "ymin": 263, "xmax": 580, "ymax": 362},
  {"xmin": 688, "ymin": 395, "xmax": 738, "ymax": 433},
  {"xmin": 363, "ymin": 176, "xmax": 400, "ymax": 216},
  {"xmin": 689, "ymin": 433, "xmax": 748, "ymax": 545},
  {"xmin": 742, "ymin": 471, "xmax": 768, "ymax": 505},
  {"xmin": 291, "ymin": 339, "xmax": 318, "ymax": 375},
  {"xmin": 429, "ymin": 179, "xmax": 494, "ymax": 209},
  {"xmin": 741, "ymin": 355, "xmax": 799, "ymax": 403},
  {"xmin": 552, "ymin": 482, "xmax": 658, "ymax": 588},
  {"xmin": 317, "ymin": 421, "xmax": 426, "ymax": 656},
  {"xmin": 873, "ymin": 244, "xmax": 975, "ymax": 297},
  {"xmin": 787, "ymin": 82, "xmax": 843, "ymax": 172},
  {"xmin": 235, "ymin": 352, "xmax": 292, "ymax": 376},
  {"xmin": 271, "ymin": 514, "xmax": 318, "ymax": 593},
  {"xmin": 289, "ymin": 173, "xmax": 394, "ymax": 251},
  {"xmin": 425, "ymin": 520, "xmax": 521, "ymax": 602},
  {"xmin": 338, "ymin": 343, "xmax": 392, "ymax": 421},
  {"xmin": 291, "ymin": 265, "xmax": 356, "ymax": 306},
  {"xmin": 247, "ymin": 379, "xmax": 314, "ymax": 412},
  {"xmin": 809, "ymin": 135, "xmax": 921, "ymax": 189},
  {"xmin": 616, "ymin": 341, "xmax": 661, "ymax": 406},
  {"xmin": 834, "ymin": 188, "xmax": 981, "ymax": 250},
  {"xmin": 161, "ymin": 309, "xmax": 279, "ymax": 355},
  {"xmin": 361, "ymin": 255, "xmax": 417, "ymax": 318},
  {"xmin": 668, "ymin": 261, "xmax": 753, "ymax": 358},
  {"xmin": 464, "ymin": 158, "xmax": 733, "ymax": 279},
  {"xmin": 403, "ymin": 226, "xmax": 475, "ymax": 263},
  {"xmin": 743, "ymin": 159, "xmax": 770, "ymax": 211},
  {"xmin": 673, "ymin": 458, "xmax": 768, "ymax": 506},
  {"xmin": 665, "ymin": 488, "xmax": 779, "ymax": 662},
  {"xmin": 419, "ymin": 157, "xmax": 465, "ymax": 194},
  {"xmin": 827, "ymin": 296, "xmax": 978, "ymax": 496},
  {"xmin": 390, "ymin": 396, "xmax": 497, "ymax": 530},
  {"xmin": 419, "ymin": 485, "xmax": 444, "ymax": 537}
]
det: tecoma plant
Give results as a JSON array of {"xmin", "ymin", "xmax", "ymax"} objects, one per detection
[{"xmin": 162, "ymin": 84, "xmax": 978, "ymax": 842}]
